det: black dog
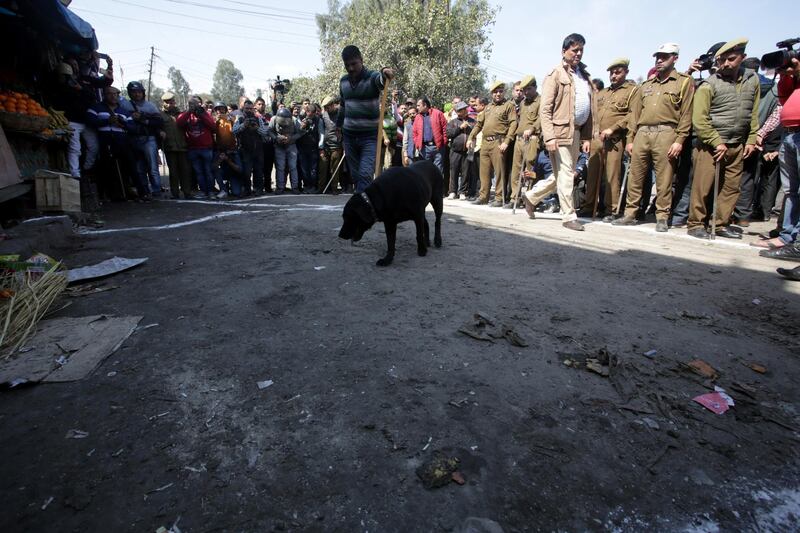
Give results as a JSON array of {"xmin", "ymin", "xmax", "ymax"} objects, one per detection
[{"xmin": 338, "ymin": 160, "xmax": 443, "ymax": 266}]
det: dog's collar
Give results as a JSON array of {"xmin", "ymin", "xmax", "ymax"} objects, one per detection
[{"xmin": 361, "ymin": 191, "xmax": 380, "ymax": 222}]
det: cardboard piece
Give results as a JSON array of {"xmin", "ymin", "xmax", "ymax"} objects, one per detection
[
  {"xmin": 66, "ymin": 257, "xmax": 148, "ymax": 284},
  {"xmin": 0, "ymin": 315, "xmax": 142, "ymax": 384}
]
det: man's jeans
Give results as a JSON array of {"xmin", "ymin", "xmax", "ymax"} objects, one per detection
[
  {"xmin": 241, "ymin": 149, "xmax": 265, "ymax": 194},
  {"xmin": 778, "ymin": 131, "xmax": 800, "ymax": 244},
  {"xmin": 421, "ymin": 144, "xmax": 445, "ymax": 174},
  {"xmin": 343, "ymin": 133, "xmax": 377, "ymax": 193},
  {"xmin": 275, "ymin": 144, "xmax": 299, "ymax": 191},
  {"xmin": 133, "ymin": 136, "xmax": 162, "ymax": 193},
  {"xmin": 188, "ymin": 148, "xmax": 214, "ymax": 196},
  {"xmin": 67, "ymin": 121, "xmax": 99, "ymax": 177},
  {"xmin": 298, "ymin": 145, "xmax": 319, "ymax": 190}
]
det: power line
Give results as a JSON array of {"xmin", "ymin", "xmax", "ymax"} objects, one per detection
[
  {"xmin": 110, "ymin": 0, "xmax": 316, "ymax": 40},
  {"xmin": 73, "ymin": 8, "xmax": 318, "ymax": 47},
  {"xmin": 161, "ymin": 0, "xmax": 316, "ymax": 25},
  {"xmin": 220, "ymin": 0, "xmax": 318, "ymax": 17}
]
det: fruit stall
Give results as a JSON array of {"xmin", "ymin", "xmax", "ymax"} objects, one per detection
[{"xmin": 0, "ymin": 0, "xmax": 98, "ymax": 214}]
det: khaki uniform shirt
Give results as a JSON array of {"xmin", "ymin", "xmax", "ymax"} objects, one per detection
[
  {"xmin": 627, "ymin": 68, "xmax": 694, "ymax": 145},
  {"xmin": 468, "ymin": 100, "xmax": 516, "ymax": 145},
  {"xmin": 594, "ymin": 80, "xmax": 638, "ymax": 140},
  {"xmin": 508, "ymin": 94, "xmax": 541, "ymax": 138}
]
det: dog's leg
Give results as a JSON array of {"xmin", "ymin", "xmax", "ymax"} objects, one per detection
[
  {"xmin": 414, "ymin": 214, "xmax": 427, "ymax": 257},
  {"xmin": 376, "ymin": 222, "xmax": 397, "ymax": 266},
  {"xmin": 423, "ymin": 217, "xmax": 430, "ymax": 247},
  {"xmin": 432, "ymin": 197, "xmax": 443, "ymax": 248}
]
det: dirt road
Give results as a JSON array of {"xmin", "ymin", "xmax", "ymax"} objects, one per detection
[{"xmin": 1, "ymin": 195, "xmax": 799, "ymax": 532}]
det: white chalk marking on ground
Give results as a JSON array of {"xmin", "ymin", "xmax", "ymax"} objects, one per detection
[
  {"xmin": 176, "ymin": 199, "xmax": 341, "ymax": 209},
  {"xmin": 77, "ymin": 210, "xmax": 263, "ymax": 234},
  {"xmin": 446, "ymin": 199, "xmax": 756, "ymax": 250}
]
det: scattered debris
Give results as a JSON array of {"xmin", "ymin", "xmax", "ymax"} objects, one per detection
[
  {"xmin": 422, "ymin": 436, "xmax": 432, "ymax": 451},
  {"xmin": 313, "ymin": 266, "xmax": 326, "ymax": 271},
  {"xmin": 458, "ymin": 313, "xmax": 528, "ymax": 347},
  {"xmin": 752, "ymin": 298, "xmax": 762, "ymax": 306},
  {"xmin": 686, "ymin": 359, "xmax": 719, "ymax": 380},
  {"xmin": 65, "ymin": 283, "xmax": 120, "ymax": 298},
  {"xmin": 448, "ymin": 397, "xmax": 469, "ymax": 408},
  {"xmin": 112, "ymin": 448, "xmax": 124, "ymax": 457},
  {"xmin": 55, "ymin": 355, "xmax": 68, "ymax": 366},
  {"xmin": 744, "ymin": 362, "xmax": 767, "ymax": 374},
  {"xmin": 585, "ymin": 358, "xmax": 609, "ymax": 377},
  {"xmin": 41, "ymin": 496, "xmax": 54, "ymax": 510},
  {"xmin": 416, "ymin": 452, "xmax": 460, "ymax": 489},
  {"xmin": 65, "ymin": 256, "xmax": 148, "ymax": 284},
  {"xmin": 451, "ymin": 471, "xmax": 466, "ymax": 485},
  {"xmin": 183, "ymin": 463, "xmax": 207, "ymax": 473},
  {"xmin": 144, "ymin": 482, "xmax": 174, "ymax": 499},
  {"xmin": 257, "ymin": 380, "xmax": 274, "ymax": 390},
  {"xmin": 107, "ymin": 371, "xmax": 117, "ymax": 377},
  {"xmin": 693, "ymin": 392, "xmax": 732, "ymax": 415},
  {"xmin": 643, "ymin": 349, "xmax": 658, "ymax": 358},
  {"xmin": 713, "ymin": 386, "xmax": 735, "ymax": 408},
  {"xmin": 134, "ymin": 323, "xmax": 159, "ymax": 333},
  {"xmin": 86, "ymin": 448, "xmax": 96, "ymax": 457},
  {"xmin": 641, "ymin": 417, "xmax": 660, "ymax": 430},
  {"xmin": 65, "ymin": 429, "xmax": 89, "ymax": 439}
]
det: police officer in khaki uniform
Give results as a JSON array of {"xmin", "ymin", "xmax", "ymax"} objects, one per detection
[
  {"xmin": 581, "ymin": 58, "xmax": 638, "ymax": 221},
  {"xmin": 687, "ymin": 38, "xmax": 759, "ymax": 239},
  {"xmin": 506, "ymin": 75, "xmax": 541, "ymax": 208},
  {"xmin": 613, "ymin": 43, "xmax": 694, "ymax": 232},
  {"xmin": 467, "ymin": 80, "xmax": 516, "ymax": 206}
]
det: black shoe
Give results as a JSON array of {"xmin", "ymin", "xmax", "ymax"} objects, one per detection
[
  {"xmin": 563, "ymin": 220, "xmax": 584, "ymax": 231},
  {"xmin": 777, "ymin": 265, "xmax": 800, "ymax": 280},
  {"xmin": 760, "ymin": 244, "xmax": 800, "ymax": 262},
  {"xmin": 688, "ymin": 227, "xmax": 710, "ymax": 240},
  {"xmin": 655, "ymin": 220, "xmax": 668, "ymax": 233},
  {"xmin": 471, "ymin": 198, "xmax": 488, "ymax": 205},
  {"xmin": 488, "ymin": 200, "xmax": 504, "ymax": 207},
  {"xmin": 611, "ymin": 217, "xmax": 637, "ymax": 226},
  {"xmin": 715, "ymin": 227, "xmax": 742, "ymax": 239}
]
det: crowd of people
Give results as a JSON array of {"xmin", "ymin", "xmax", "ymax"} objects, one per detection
[{"xmin": 58, "ymin": 36, "xmax": 800, "ymax": 280}]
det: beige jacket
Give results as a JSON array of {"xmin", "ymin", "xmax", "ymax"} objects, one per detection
[{"xmin": 540, "ymin": 61, "xmax": 593, "ymax": 146}]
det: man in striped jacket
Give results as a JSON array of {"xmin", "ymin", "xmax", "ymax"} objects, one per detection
[{"xmin": 336, "ymin": 45, "xmax": 394, "ymax": 193}]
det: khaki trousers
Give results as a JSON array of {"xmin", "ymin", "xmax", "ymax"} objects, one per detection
[
  {"xmin": 525, "ymin": 173, "xmax": 556, "ymax": 206},
  {"xmin": 624, "ymin": 127, "xmax": 678, "ymax": 221},
  {"xmin": 479, "ymin": 138, "xmax": 505, "ymax": 202},
  {"xmin": 550, "ymin": 131, "xmax": 581, "ymax": 221},
  {"xmin": 319, "ymin": 147, "xmax": 343, "ymax": 192},
  {"xmin": 510, "ymin": 135, "xmax": 538, "ymax": 199},
  {"xmin": 687, "ymin": 144, "xmax": 743, "ymax": 230},
  {"xmin": 164, "ymin": 150, "xmax": 192, "ymax": 198},
  {"xmin": 584, "ymin": 137, "xmax": 625, "ymax": 215}
]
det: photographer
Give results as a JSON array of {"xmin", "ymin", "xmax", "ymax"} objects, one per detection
[
  {"xmin": 213, "ymin": 102, "xmax": 238, "ymax": 198},
  {"xmin": 267, "ymin": 108, "xmax": 303, "ymax": 193},
  {"xmin": 754, "ymin": 42, "xmax": 800, "ymax": 277},
  {"xmin": 297, "ymin": 103, "xmax": 323, "ymax": 193},
  {"xmin": 121, "ymin": 81, "xmax": 165, "ymax": 197},
  {"xmin": 233, "ymin": 100, "xmax": 270, "ymax": 196},
  {"xmin": 177, "ymin": 96, "xmax": 217, "ymax": 199}
]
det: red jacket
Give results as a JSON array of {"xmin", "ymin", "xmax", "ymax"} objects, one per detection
[
  {"xmin": 778, "ymin": 74, "xmax": 800, "ymax": 128},
  {"xmin": 176, "ymin": 110, "xmax": 217, "ymax": 150},
  {"xmin": 412, "ymin": 108, "xmax": 448, "ymax": 150}
]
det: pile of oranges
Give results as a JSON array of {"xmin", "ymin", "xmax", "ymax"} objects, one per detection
[{"xmin": 0, "ymin": 91, "xmax": 49, "ymax": 117}]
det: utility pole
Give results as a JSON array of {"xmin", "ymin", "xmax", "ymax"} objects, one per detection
[{"xmin": 146, "ymin": 46, "xmax": 155, "ymax": 100}]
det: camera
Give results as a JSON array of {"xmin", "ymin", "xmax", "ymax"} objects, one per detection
[
  {"xmin": 761, "ymin": 38, "xmax": 800, "ymax": 70},
  {"xmin": 271, "ymin": 76, "xmax": 291, "ymax": 95},
  {"xmin": 696, "ymin": 53, "xmax": 715, "ymax": 72}
]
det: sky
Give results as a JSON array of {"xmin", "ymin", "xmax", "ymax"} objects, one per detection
[{"xmin": 71, "ymin": 0, "xmax": 798, "ymax": 99}]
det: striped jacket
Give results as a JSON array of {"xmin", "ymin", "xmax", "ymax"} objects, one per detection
[
  {"xmin": 337, "ymin": 68, "xmax": 385, "ymax": 136},
  {"xmin": 86, "ymin": 103, "xmax": 133, "ymax": 135}
]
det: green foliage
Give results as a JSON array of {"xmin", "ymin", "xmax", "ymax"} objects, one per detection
[
  {"xmin": 167, "ymin": 67, "xmax": 192, "ymax": 109},
  {"xmin": 211, "ymin": 59, "xmax": 245, "ymax": 105},
  {"xmin": 297, "ymin": 0, "xmax": 496, "ymax": 108},
  {"xmin": 284, "ymin": 75, "xmax": 329, "ymax": 105}
]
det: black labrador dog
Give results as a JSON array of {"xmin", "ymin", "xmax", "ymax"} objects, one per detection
[{"xmin": 338, "ymin": 159, "xmax": 443, "ymax": 266}]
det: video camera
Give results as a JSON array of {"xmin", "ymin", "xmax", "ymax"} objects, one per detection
[
  {"xmin": 762, "ymin": 38, "xmax": 800, "ymax": 70},
  {"xmin": 271, "ymin": 76, "xmax": 291, "ymax": 95},
  {"xmin": 696, "ymin": 52, "xmax": 715, "ymax": 72}
]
